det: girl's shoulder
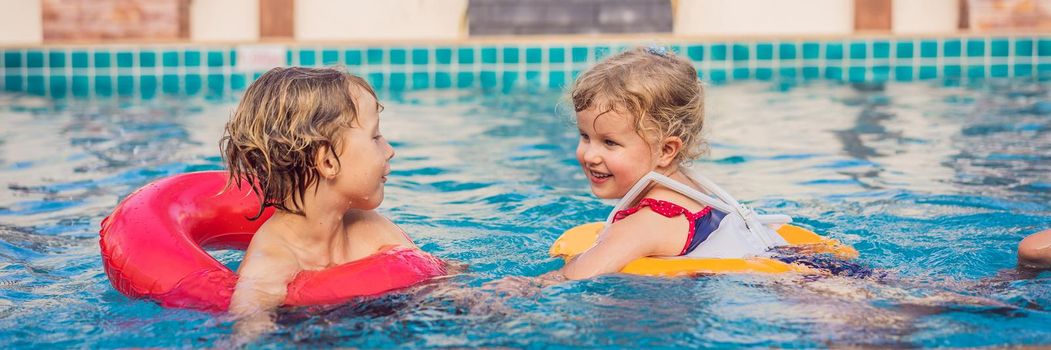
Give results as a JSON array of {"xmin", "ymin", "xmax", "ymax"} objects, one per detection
[
  {"xmin": 640, "ymin": 185, "xmax": 709, "ymax": 214},
  {"xmin": 606, "ymin": 184, "xmax": 710, "ymax": 232},
  {"xmin": 605, "ymin": 190, "xmax": 698, "ymax": 257}
]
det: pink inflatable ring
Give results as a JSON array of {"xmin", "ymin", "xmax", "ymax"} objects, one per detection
[{"xmin": 99, "ymin": 171, "xmax": 446, "ymax": 312}]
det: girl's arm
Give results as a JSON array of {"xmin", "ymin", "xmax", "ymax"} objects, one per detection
[
  {"xmin": 560, "ymin": 209, "xmax": 685, "ymax": 280},
  {"xmin": 1018, "ymin": 229, "xmax": 1051, "ymax": 269}
]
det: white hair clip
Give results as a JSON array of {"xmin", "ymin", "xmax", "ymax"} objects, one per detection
[{"xmin": 645, "ymin": 46, "xmax": 669, "ymax": 57}]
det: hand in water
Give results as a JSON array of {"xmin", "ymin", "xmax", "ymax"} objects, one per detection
[
  {"xmin": 443, "ymin": 260, "xmax": 470, "ymax": 275},
  {"xmin": 481, "ymin": 271, "xmax": 567, "ymax": 299},
  {"xmin": 214, "ymin": 310, "xmax": 277, "ymax": 348}
]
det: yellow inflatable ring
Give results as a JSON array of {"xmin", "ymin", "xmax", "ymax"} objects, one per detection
[{"xmin": 550, "ymin": 222, "xmax": 859, "ymax": 276}]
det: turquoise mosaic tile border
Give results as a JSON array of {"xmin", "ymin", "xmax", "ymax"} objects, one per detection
[{"xmin": 2, "ymin": 36, "xmax": 1050, "ymax": 98}]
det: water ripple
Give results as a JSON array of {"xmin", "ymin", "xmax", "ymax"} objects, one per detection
[{"xmin": 1, "ymin": 81, "xmax": 1050, "ymax": 347}]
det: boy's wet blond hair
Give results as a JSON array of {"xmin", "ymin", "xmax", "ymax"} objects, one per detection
[
  {"xmin": 571, "ymin": 47, "xmax": 706, "ymax": 165},
  {"xmin": 221, "ymin": 67, "xmax": 381, "ymax": 219}
]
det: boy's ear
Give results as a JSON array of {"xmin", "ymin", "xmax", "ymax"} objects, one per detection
[
  {"xmin": 657, "ymin": 136, "xmax": 682, "ymax": 168},
  {"xmin": 315, "ymin": 145, "xmax": 339, "ymax": 179}
]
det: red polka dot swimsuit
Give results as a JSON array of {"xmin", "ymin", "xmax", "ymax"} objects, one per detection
[{"xmin": 612, "ymin": 198, "xmax": 727, "ymax": 256}]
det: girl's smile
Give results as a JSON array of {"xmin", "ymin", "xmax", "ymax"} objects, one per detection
[
  {"xmin": 575, "ymin": 106, "xmax": 659, "ymax": 199},
  {"xmin": 587, "ymin": 169, "xmax": 612, "ymax": 184}
]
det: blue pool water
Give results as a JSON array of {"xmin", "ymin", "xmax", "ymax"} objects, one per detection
[{"xmin": 1, "ymin": 79, "xmax": 1050, "ymax": 348}]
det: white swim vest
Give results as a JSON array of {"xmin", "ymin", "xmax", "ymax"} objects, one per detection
[{"xmin": 606, "ymin": 168, "xmax": 790, "ymax": 259}]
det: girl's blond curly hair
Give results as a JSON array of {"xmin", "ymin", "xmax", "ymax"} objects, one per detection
[
  {"xmin": 220, "ymin": 67, "xmax": 381, "ymax": 219},
  {"xmin": 570, "ymin": 47, "xmax": 706, "ymax": 166}
]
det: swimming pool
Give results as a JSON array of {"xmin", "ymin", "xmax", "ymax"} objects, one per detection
[{"xmin": 1, "ymin": 78, "xmax": 1049, "ymax": 347}]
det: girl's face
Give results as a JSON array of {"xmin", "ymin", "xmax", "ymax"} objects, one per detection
[
  {"xmin": 576, "ymin": 107, "xmax": 659, "ymax": 199},
  {"xmin": 328, "ymin": 86, "xmax": 395, "ymax": 210}
]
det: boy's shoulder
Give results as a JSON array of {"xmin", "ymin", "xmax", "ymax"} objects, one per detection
[
  {"xmin": 245, "ymin": 226, "xmax": 299, "ymax": 261},
  {"xmin": 342, "ymin": 208, "xmax": 386, "ymax": 222},
  {"xmin": 237, "ymin": 226, "xmax": 302, "ymax": 285},
  {"xmin": 243, "ymin": 219, "xmax": 304, "ymax": 264},
  {"xmin": 341, "ymin": 209, "xmax": 413, "ymax": 246},
  {"xmin": 342, "ymin": 209, "xmax": 396, "ymax": 233}
]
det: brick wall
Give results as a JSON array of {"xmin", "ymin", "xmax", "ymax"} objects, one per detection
[
  {"xmin": 968, "ymin": 0, "xmax": 1051, "ymax": 31},
  {"xmin": 469, "ymin": 0, "xmax": 672, "ymax": 36},
  {"xmin": 43, "ymin": 0, "xmax": 187, "ymax": 41}
]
